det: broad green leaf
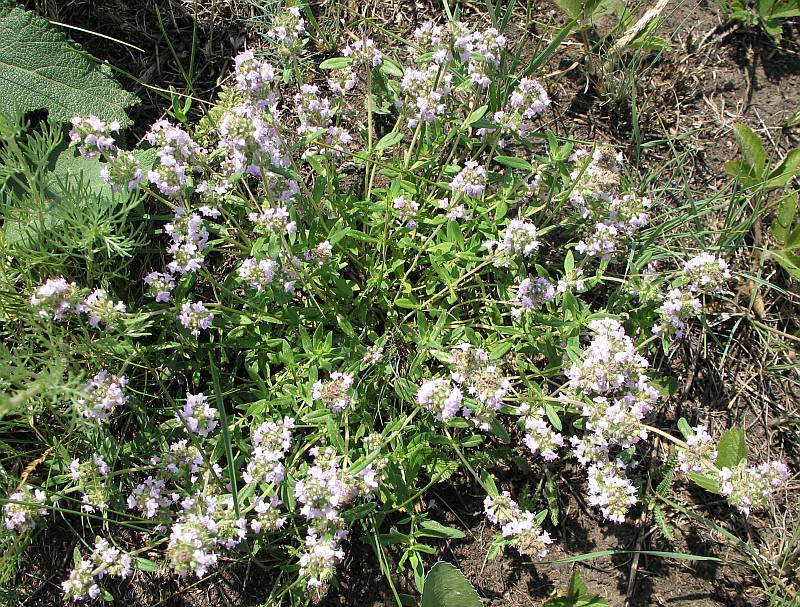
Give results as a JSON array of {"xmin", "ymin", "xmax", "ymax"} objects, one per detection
[
  {"xmin": 319, "ymin": 57, "xmax": 352, "ymax": 69},
  {"xmin": 677, "ymin": 417, "xmax": 693, "ymax": 440},
  {"xmin": 765, "ymin": 149, "xmax": 800, "ymax": 190},
  {"xmin": 731, "ymin": 123, "xmax": 766, "ymax": 177},
  {"xmin": 0, "ymin": 5, "xmax": 137, "ymax": 123},
  {"xmin": 494, "ymin": 155, "xmax": 533, "ymax": 171},
  {"xmin": 418, "ymin": 520, "xmax": 466, "ymax": 540},
  {"xmin": 715, "ymin": 427, "xmax": 747, "ymax": 469},
  {"xmin": 772, "ymin": 189, "xmax": 798, "ymax": 245},
  {"xmin": 463, "ymin": 105, "xmax": 488, "ymax": 128},
  {"xmin": 375, "ymin": 130, "xmax": 404, "ymax": 151},
  {"xmin": 771, "ymin": 250, "xmax": 800, "ymax": 280},
  {"xmin": 420, "ymin": 562, "xmax": 482, "ymax": 607},
  {"xmin": 132, "ymin": 557, "xmax": 161, "ymax": 572},
  {"xmin": 688, "ymin": 471, "xmax": 721, "ymax": 494}
]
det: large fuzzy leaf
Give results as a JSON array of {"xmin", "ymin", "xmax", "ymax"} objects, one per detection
[{"xmin": 0, "ymin": 4, "xmax": 138, "ymax": 123}]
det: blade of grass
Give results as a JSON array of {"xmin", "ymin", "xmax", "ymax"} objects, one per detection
[{"xmin": 209, "ymin": 352, "xmax": 239, "ymax": 517}]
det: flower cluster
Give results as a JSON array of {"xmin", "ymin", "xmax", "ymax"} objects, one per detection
[
  {"xmin": 682, "ymin": 253, "xmax": 731, "ymax": 293},
  {"xmin": 166, "ymin": 494, "xmax": 247, "ymax": 578},
  {"xmin": 484, "ymin": 492, "xmax": 552, "ymax": 558},
  {"xmin": 77, "ymin": 371, "xmax": 128, "ymax": 421},
  {"xmin": 3, "ymin": 485, "xmax": 48, "ymax": 532},
  {"xmin": 77, "ymin": 288, "xmax": 127, "ymax": 329},
  {"xmin": 249, "ymin": 206, "xmax": 297, "ymax": 236},
  {"xmin": 62, "ymin": 538, "xmax": 132, "ymax": 602},
  {"xmin": 178, "ymin": 301, "xmax": 214, "ymax": 337},
  {"xmin": 127, "ymin": 476, "xmax": 173, "ymax": 519},
  {"xmin": 165, "ymin": 207, "xmax": 209, "ymax": 275},
  {"xmin": 677, "ymin": 425, "xmax": 717, "ymax": 473},
  {"xmin": 456, "ymin": 351, "xmax": 511, "ymax": 431},
  {"xmin": 177, "ymin": 393, "xmax": 219, "ymax": 437},
  {"xmin": 566, "ymin": 149, "xmax": 652, "ymax": 261},
  {"xmin": 399, "ymin": 64, "xmax": 453, "ymax": 128},
  {"xmin": 233, "ymin": 50, "xmax": 277, "ymax": 108},
  {"xmin": 244, "ymin": 416, "xmax": 295, "ymax": 486},
  {"xmin": 294, "ymin": 446, "xmax": 379, "ymax": 588},
  {"xmin": 417, "ymin": 344, "xmax": 510, "ymax": 431},
  {"xmin": 392, "ymin": 195, "xmax": 420, "ymax": 226},
  {"xmin": 676, "ymin": 424, "xmax": 789, "ymax": 516},
  {"xmin": 564, "ymin": 318, "xmax": 659, "ymax": 522},
  {"xmin": 216, "ymin": 104, "xmax": 286, "ymax": 175},
  {"xmin": 518, "ymin": 404, "xmax": 564, "ymax": 461},
  {"xmin": 484, "ymin": 219, "xmax": 540, "ymax": 267},
  {"xmin": 512, "ymin": 276, "xmax": 555, "ymax": 317},
  {"xmin": 487, "ymin": 78, "xmax": 550, "ymax": 141},
  {"xmin": 144, "ymin": 271, "xmax": 175, "ymax": 303},
  {"xmin": 70, "ymin": 453, "xmax": 110, "ymax": 512},
  {"xmin": 266, "ymin": 7, "xmax": 306, "ymax": 54},
  {"xmin": 450, "ymin": 161, "xmax": 487, "ymax": 199},
  {"xmin": 69, "ymin": 116, "xmax": 120, "ymax": 158},
  {"xmin": 416, "ymin": 377, "xmax": 463, "ymax": 422},
  {"xmin": 30, "ymin": 277, "xmax": 81, "ymax": 321},
  {"xmin": 312, "ymin": 372, "xmax": 355, "ymax": 413},
  {"xmin": 652, "ymin": 288, "xmax": 702, "ymax": 339},
  {"xmin": 586, "ymin": 460, "xmax": 638, "ymax": 523},
  {"xmin": 100, "ymin": 150, "xmax": 144, "ymax": 192},
  {"xmin": 719, "ymin": 461, "xmax": 790, "ymax": 516},
  {"xmin": 342, "ymin": 37, "xmax": 382, "ymax": 68},
  {"xmin": 238, "ymin": 253, "xmax": 302, "ymax": 293},
  {"xmin": 146, "ymin": 120, "xmax": 205, "ymax": 198}
]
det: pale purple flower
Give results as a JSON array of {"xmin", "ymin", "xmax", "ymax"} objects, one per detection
[
  {"xmin": 144, "ymin": 272, "xmax": 175, "ymax": 303},
  {"xmin": 3, "ymin": 485, "xmax": 48, "ymax": 532},
  {"xmin": 69, "ymin": 115, "xmax": 120, "ymax": 158},
  {"xmin": 30, "ymin": 277, "xmax": 80, "ymax": 321},
  {"xmin": 451, "ymin": 161, "xmax": 487, "ymax": 198},
  {"xmin": 677, "ymin": 424, "xmax": 717, "ymax": 473},
  {"xmin": 683, "ymin": 253, "xmax": 731, "ymax": 293},
  {"xmin": 77, "ymin": 371, "xmax": 128, "ymax": 421},
  {"xmin": 586, "ymin": 460, "xmax": 638, "ymax": 523},
  {"xmin": 417, "ymin": 377, "xmax": 463, "ymax": 422},
  {"xmin": 312, "ymin": 372, "xmax": 354, "ymax": 413},
  {"xmin": 233, "ymin": 51, "xmax": 277, "ymax": 108},
  {"xmin": 342, "ymin": 37, "xmax": 382, "ymax": 67},
  {"xmin": 177, "ymin": 393, "xmax": 219, "ymax": 437},
  {"xmin": 100, "ymin": 150, "xmax": 143, "ymax": 192},
  {"xmin": 512, "ymin": 277, "xmax": 555, "ymax": 317},
  {"xmin": 77, "ymin": 288, "xmax": 126, "ymax": 329},
  {"xmin": 243, "ymin": 416, "xmax": 295, "ymax": 486},
  {"xmin": 299, "ymin": 530, "xmax": 345, "ymax": 589},
  {"xmin": 178, "ymin": 301, "xmax": 214, "ymax": 337}
]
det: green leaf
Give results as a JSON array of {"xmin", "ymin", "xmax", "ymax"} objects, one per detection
[
  {"xmin": 771, "ymin": 250, "xmax": 800, "ymax": 279},
  {"xmin": 418, "ymin": 520, "xmax": 466, "ymax": 540},
  {"xmin": 494, "ymin": 155, "xmax": 533, "ymax": 171},
  {"xmin": 375, "ymin": 130, "xmax": 404, "ymax": 151},
  {"xmin": 772, "ymin": 189, "xmax": 798, "ymax": 245},
  {"xmin": 715, "ymin": 427, "xmax": 747, "ymax": 469},
  {"xmin": 765, "ymin": 149, "xmax": 800, "ymax": 190},
  {"xmin": 319, "ymin": 57, "xmax": 353, "ymax": 69},
  {"xmin": 480, "ymin": 470, "xmax": 498, "ymax": 497},
  {"xmin": 463, "ymin": 105, "xmax": 488, "ymax": 128},
  {"xmin": 132, "ymin": 556, "xmax": 161, "ymax": 572},
  {"xmin": 0, "ymin": 5, "xmax": 137, "ymax": 123},
  {"xmin": 420, "ymin": 562, "xmax": 482, "ymax": 607},
  {"xmin": 731, "ymin": 123, "xmax": 766, "ymax": 177},
  {"xmin": 687, "ymin": 471, "xmax": 722, "ymax": 494},
  {"xmin": 677, "ymin": 417, "xmax": 693, "ymax": 440}
]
